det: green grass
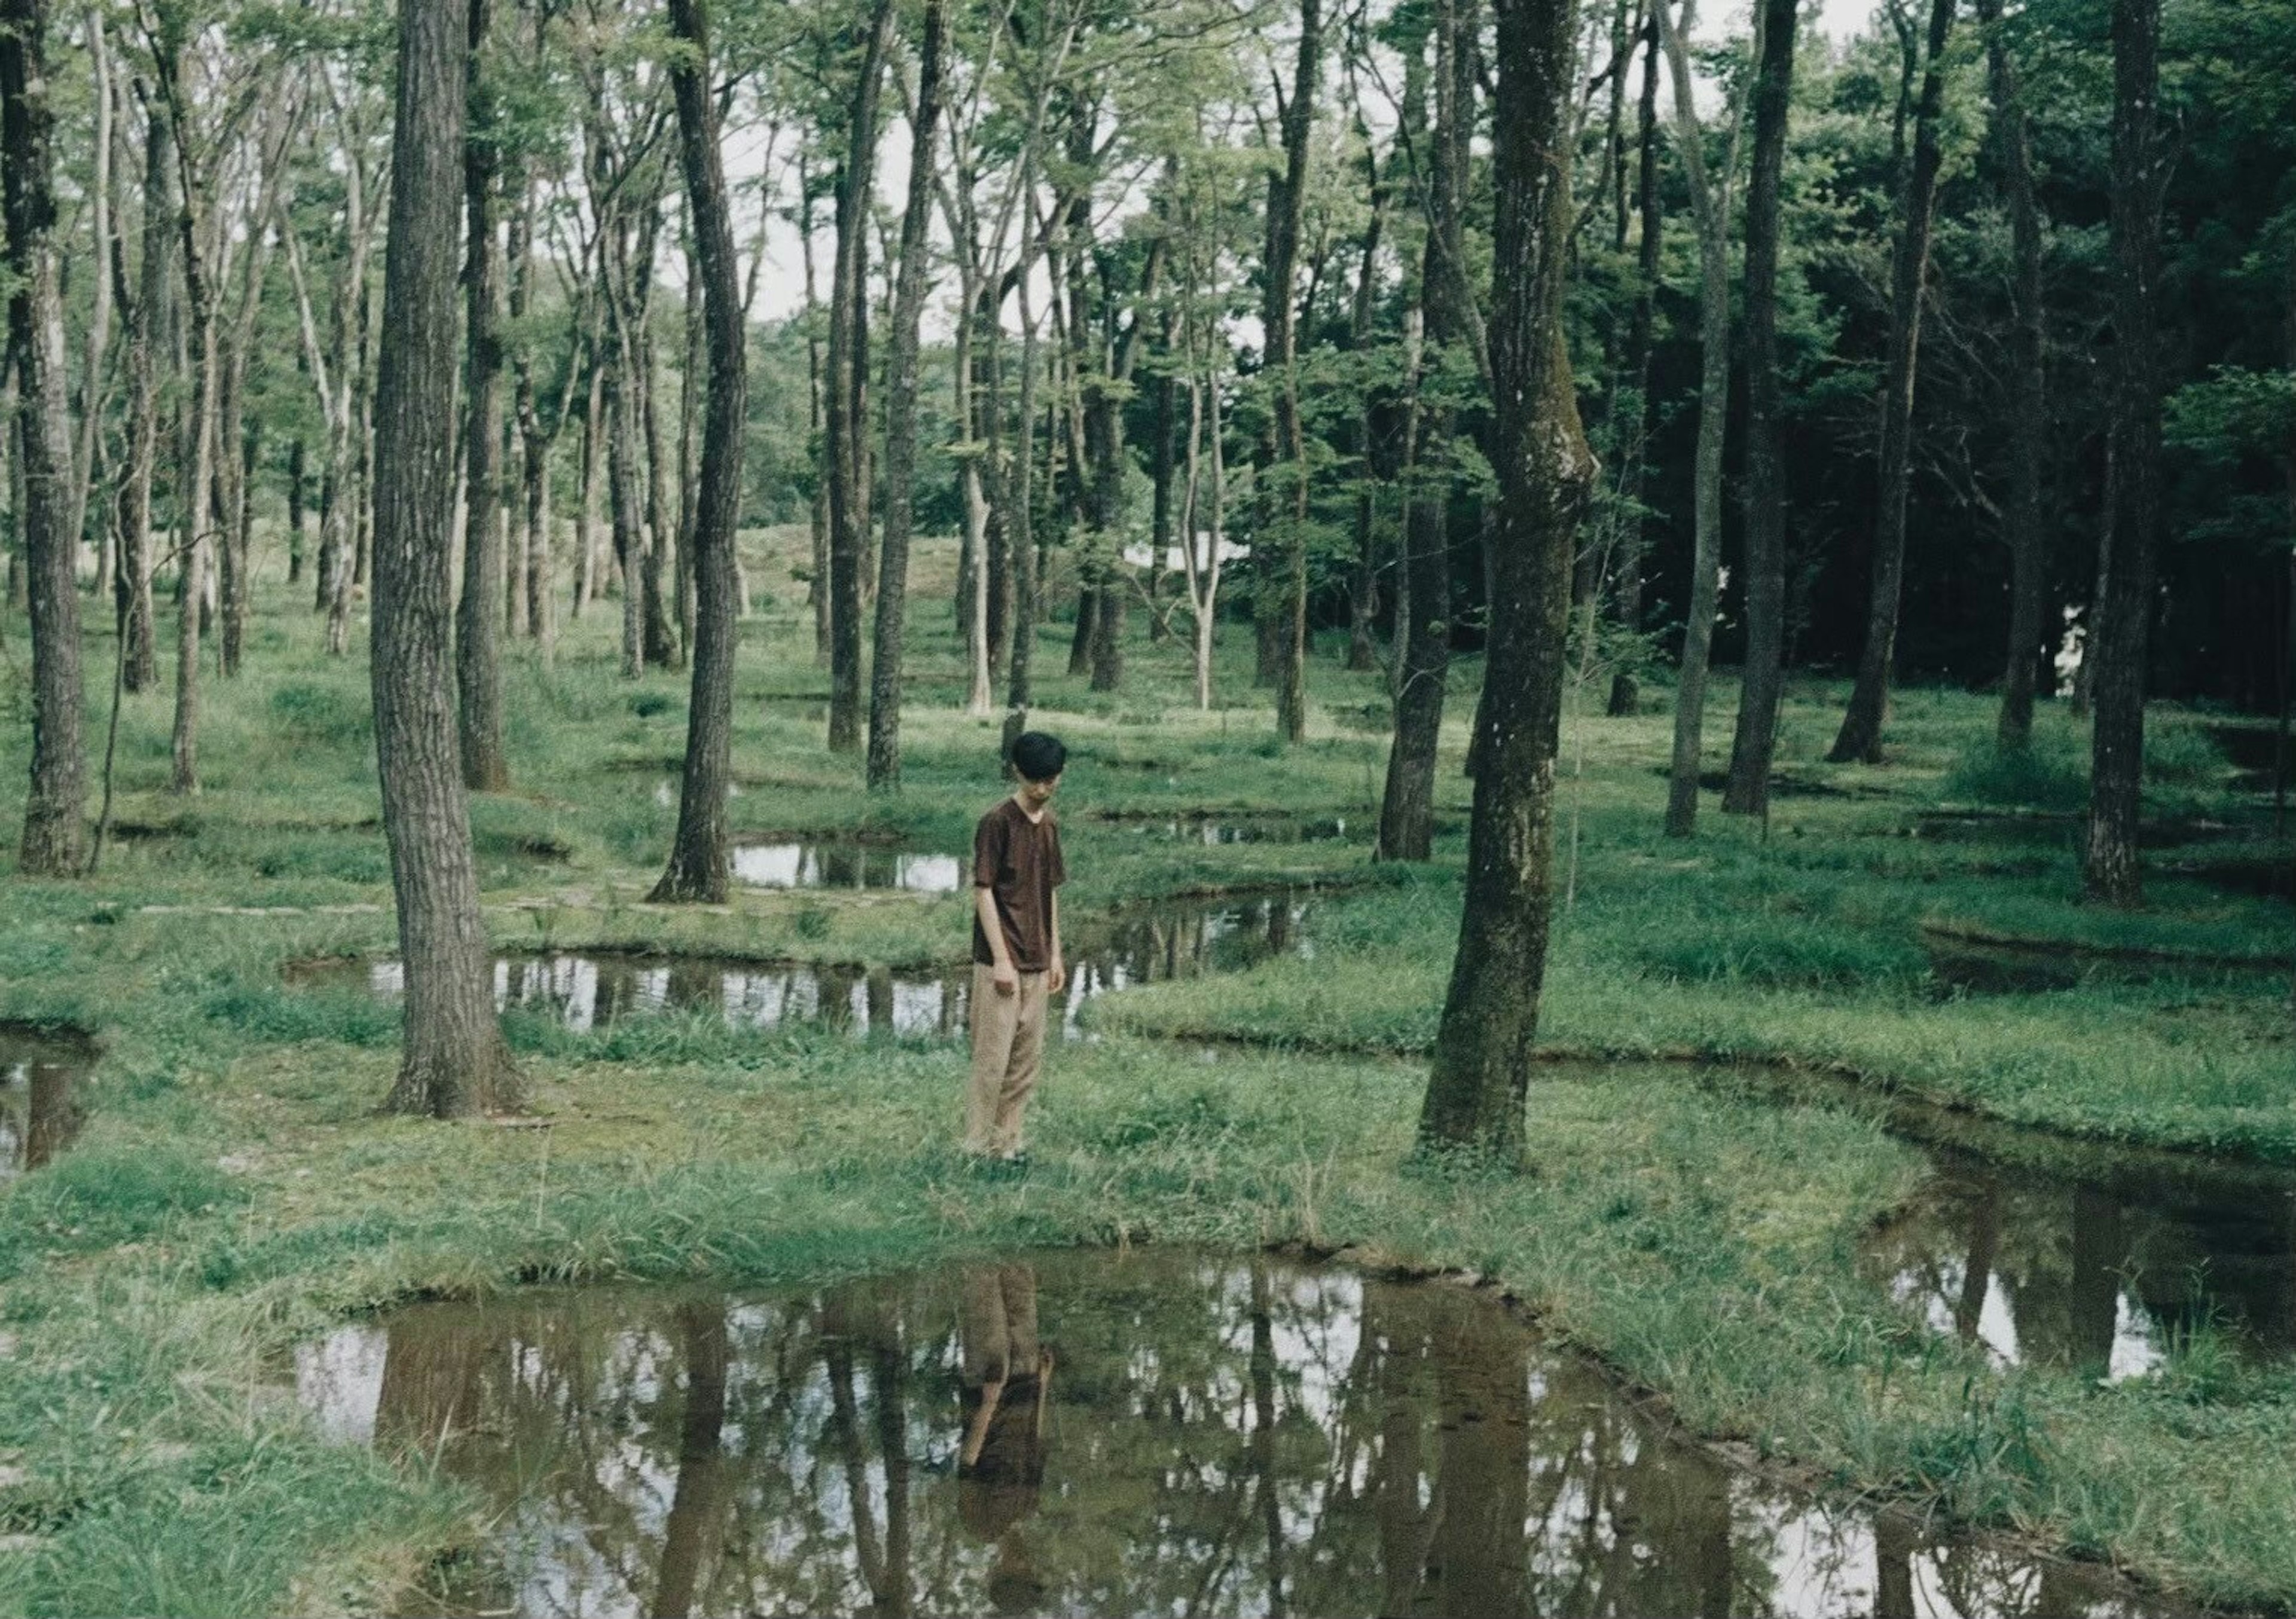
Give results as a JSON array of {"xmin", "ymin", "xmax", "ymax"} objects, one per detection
[{"xmin": 1, "ymin": 526, "xmax": 2292, "ymax": 1614}]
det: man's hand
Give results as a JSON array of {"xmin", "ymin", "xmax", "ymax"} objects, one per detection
[
  {"xmin": 1048, "ymin": 956, "xmax": 1066, "ymax": 996},
  {"xmin": 993, "ymin": 961, "xmax": 1019, "ymax": 997}
]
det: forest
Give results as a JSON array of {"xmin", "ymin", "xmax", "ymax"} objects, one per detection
[{"xmin": 0, "ymin": 0, "xmax": 2291, "ymax": 1609}]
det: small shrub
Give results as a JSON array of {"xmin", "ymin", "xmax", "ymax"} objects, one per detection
[
  {"xmin": 268, "ymin": 682, "xmax": 373, "ymax": 746},
  {"xmin": 1940, "ymin": 730, "xmax": 2086, "ymax": 811},
  {"xmin": 629, "ymin": 691, "xmax": 676, "ymax": 719}
]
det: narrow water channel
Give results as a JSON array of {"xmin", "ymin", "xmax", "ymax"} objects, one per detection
[
  {"xmin": 0, "ymin": 1025, "xmax": 90, "ymax": 1177},
  {"xmin": 295, "ymin": 1249, "xmax": 2183, "ymax": 1618},
  {"xmin": 291, "ymin": 891, "xmax": 1315, "ymax": 1041}
]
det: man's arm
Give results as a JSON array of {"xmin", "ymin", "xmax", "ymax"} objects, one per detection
[
  {"xmin": 976, "ymin": 885, "xmax": 1019, "ymax": 996},
  {"xmin": 1048, "ymin": 890, "xmax": 1064, "ymax": 992}
]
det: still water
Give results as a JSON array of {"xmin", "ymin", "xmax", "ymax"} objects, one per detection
[
  {"xmin": 295, "ymin": 1250, "xmax": 2180, "ymax": 1618},
  {"xmin": 294, "ymin": 893, "xmax": 1314, "ymax": 1041},
  {"xmin": 0, "ymin": 1024, "xmax": 88, "ymax": 1177}
]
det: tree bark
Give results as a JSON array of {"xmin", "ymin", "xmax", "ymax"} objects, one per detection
[
  {"xmin": 1378, "ymin": 0, "xmax": 1472, "ymax": 862},
  {"xmin": 1607, "ymin": 6, "xmax": 1663, "ymax": 717},
  {"xmin": 374, "ymin": 0, "xmax": 518, "ymax": 1116},
  {"xmin": 798, "ymin": 170, "xmax": 830, "ymax": 666},
  {"xmin": 456, "ymin": 0, "xmax": 509, "ymax": 789},
  {"xmin": 115, "ymin": 83, "xmax": 167, "ymax": 694},
  {"xmin": 1006, "ymin": 277, "xmax": 1043, "ymax": 710},
  {"xmin": 1346, "ymin": 143, "xmax": 1390, "ymax": 674},
  {"xmin": 1657, "ymin": 0, "xmax": 1739, "ymax": 838},
  {"xmin": 828, "ymin": 0, "xmax": 894, "ymax": 752},
  {"xmin": 1721, "ymin": 0, "xmax": 1800, "ymax": 810},
  {"xmin": 66, "ymin": 8, "xmax": 111, "ymax": 585},
  {"xmin": 154, "ymin": 40, "xmax": 216, "ymax": 798},
  {"xmin": 288, "ymin": 435, "xmax": 307, "ymax": 583},
  {"xmin": 1828, "ymin": 0, "xmax": 1957, "ymax": 765},
  {"xmin": 1979, "ymin": 0, "xmax": 2046, "ymax": 752},
  {"xmin": 1265, "ymin": 0, "xmax": 1321, "ymax": 741},
  {"xmin": 1418, "ymin": 0, "xmax": 1596, "ymax": 1156},
  {"xmin": 2084, "ymin": 0, "xmax": 2162, "ymax": 907},
  {"xmin": 2, "ymin": 0, "xmax": 84, "ymax": 872},
  {"xmin": 866, "ymin": 0, "xmax": 946, "ymax": 789},
  {"xmin": 650, "ymin": 0, "xmax": 747, "ymax": 902}
]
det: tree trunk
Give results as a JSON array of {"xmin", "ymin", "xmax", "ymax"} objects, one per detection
[
  {"xmin": 607, "ymin": 330, "xmax": 643, "ymax": 679},
  {"xmin": 639, "ymin": 299, "xmax": 680, "ymax": 668},
  {"xmin": 1345, "ymin": 145, "xmax": 1389, "ymax": 674},
  {"xmin": 117, "ymin": 84, "xmax": 167, "ymax": 694},
  {"xmin": 1265, "ymin": 0, "xmax": 1321, "ymax": 742},
  {"xmin": 288, "ymin": 435, "xmax": 307, "ymax": 583},
  {"xmin": 575, "ymin": 359, "xmax": 601, "ymax": 618},
  {"xmin": 2, "ymin": 0, "xmax": 84, "ymax": 872},
  {"xmin": 1657, "ymin": 0, "xmax": 1738, "ymax": 838},
  {"xmin": 1828, "ymin": 0, "xmax": 1957, "ymax": 765},
  {"xmin": 2084, "ymin": 0, "xmax": 2162, "ymax": 907},
  {"xmin": 1006, "ymin": 287, "xmax": 1042, "ymax": 710},
  {"xmin": 1607, "ymin": 7, "xmax": 1663, "ymax": 717},
  {"xmin": 650, "ymin": 0, "xmax": 747, "ymax": 902},
  {"xmin": 1980, "ymin": 0, "xmax": 2047, "ymax": 752},
  {"xmin": 828, "ymin": 0, "xmax": 893, "ymax": 752},
  {"xmin": 1418, "ymin": 0, "xmax": 1595, "ymax": 1156},
  {"xmin": 1378, "ymin": 0, "xmax": 1471, "ymax": 862},
  {"xmin": 162, "ymin": 40, "xmax": 217, "ymax": 799},
  {"xmin": 66, "ymin": 8, "xmax": 111, "ymax": 587},
  {"xmin": 866, "ymin": 0, "xmax": 945, "ymax": 790},
  {"xmin": 373, "ymin": 0, "xmax": 518, "ymax": 1117},
  {"xmin": 1721, "ymin": 0, "xmax": 1800, "ymax": 809},
  {"xmin": 676, "ymin": 265, "xmax": 701, "ymax": 662},
  {"xmin": 799, "ymin": 173, "xmax": 830, "ymax": 667},
  {"xmin": 457, "ymin": 0, "xmax": 510, "ymax": 790}
]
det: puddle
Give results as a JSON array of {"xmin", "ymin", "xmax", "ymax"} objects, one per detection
[
  {"xmin": 294, "ymin": 1250, "xmax": 2182, "ymax": 1618},
  {"xmin": 1694, "ymin": 1067, "xmax": 2296, "ymax": 1377},
  {"xmin": 1868, "ymin": 1145, "xmax": 2296, "ymax": 1379},
  {"xmin": 1909, "ymin": 812, "xmax": 2255, "ymax": 849},
  {"xmin": 291, "ymin": 893, "xmax": 1316, "ymax": 1042},
  {"xmin": 1106, "ymin": 812, "xmax": 1359, "ymax": 844},
  {"xmin": 1, "ymin": 1025, "xmax": 91, "ymax": 1177},
  {"xmin": 732, "ymin": 839, "xmax": 964, "ymax": 894}
]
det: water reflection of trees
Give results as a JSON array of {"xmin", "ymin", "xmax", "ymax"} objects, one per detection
[
  {"xmin": 1, "ymin": 1041, "xmax": 86, "ymax": 1174},
  {"xmin": 354, "ymin": 1254, "xmax": 2159, "ymax": 1618},
  {"xmin": 1868, "ymin": 1158, "xmax": 2296, "ymax": 1374}
]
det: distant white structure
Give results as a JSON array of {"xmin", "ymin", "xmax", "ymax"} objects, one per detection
[{"xmin": 1123, "ymin": 533, "xmax": 1251, "ymax": 572}]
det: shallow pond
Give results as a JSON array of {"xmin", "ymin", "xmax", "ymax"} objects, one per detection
[
  {"xmin": 731, "ymin": 839, "xmax": 966, "ymax": 894},
  {"xmin": 0, "ymin": 1025, "xmax": 90, "ymax": 1177},
  {"xmin": 293, "ymin": 893, "xmax": 1315, "ymax": 1041},
  {"xmin": 1690, "ymin": 1069, "xmax": 2296, "ymax": 1377},
  {"xmin": 1867, "ymin": 1133, "xmax": 2296, "ymax": 1379},
  {"xmin": 294, "ymin": 1249, "xmax": 2181, "ymax": 1618}
]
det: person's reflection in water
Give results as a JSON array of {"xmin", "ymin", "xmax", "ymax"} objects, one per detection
[{"xmin": 957, "ymin": 1264, "xmax": 1053, "ymax": 1615}]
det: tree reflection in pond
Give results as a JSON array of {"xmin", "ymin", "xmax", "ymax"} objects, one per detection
[{"xmin": 298, "ymin": 1251, "xmax": 2186, "ymax": 1618}]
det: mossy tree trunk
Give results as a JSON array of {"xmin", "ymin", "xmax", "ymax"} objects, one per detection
[
  {"xmin": 865, "ymin": 0, "xmax": 945, "ymax": 790},
  {"xmin": 373, "ymin": 0, "xmax": 519, "ymax": 1117},
  {"xmin": 1, "ymin": 0, "xmax": 84, "ymax": 873},
  {"xmin": 1828, "ymin": 0, "xmax": 1958, "ymax": 766},
  {"xmin": 1417, "ymin": 0, "xmax": 1596, "ymax": 1158},
  {"xmin": 1721, "ymin": 0, "xmax": 1800, "ymax": 814},
  {"xmin": 650, "ymin": 0, "xmax": 748, "ymax": 902},
  {"xmin": 2084, "ymin": 0, "xmax": 2163, "ymax": 908}
]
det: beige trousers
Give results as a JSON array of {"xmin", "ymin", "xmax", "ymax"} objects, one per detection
[{"xmin": 967, "ymin": 965, "xmax": 1048, "ymax": 1155}]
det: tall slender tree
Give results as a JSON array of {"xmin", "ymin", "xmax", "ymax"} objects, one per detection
[
  {"xmin": 1265, "ymin": 0, "xmax": 1322, "ymax": 743},
  {"xmin": 1829, "ymin": 0, "xmax": 1960, "ymax": 765},
  {"xmin": 866, "ymin": 0, "xmax": 947, "ymax": 792},
  {"xmin": 373, "ymin": 0, "xmax": 518, "ymax": 1116},
  {"xmin": 1377, "ymin": 0, "xmax": 1472, "ymax": 862},
  {"xmin": 826, "ymin": 0, "xmax": 894, "ymax": 753},
  {"xmin": 651, "ymin": 0, "xmax": 747, "ymax": 901},
  {"xmin": 1605, "ymin": 6, "xmax": 1663, "ymax": 719},
  {"xmin": 1656, "ymin": 0, "xmax": 1745, "ymax": 838},
  {"xmin": 457, "ymin": 0, "xmax": 509, "ymax": 790},
  {"xmin": 1977, "ymin": 0, "xmax": 2047, "ymax": 752},
  {"xmin": 1418, "ymin": 0, "xmax": 1596, "ymax": 1156},
  {"xmin": 2084, "ymin": 0, "xmax": 2164, "ymax": 906},
  {"xmin": 1721, "ymin": 0, "xmax": 1801, "ymax": 812},
  {"xmin": 2, "ymin": 0, "xmax": 84, "ymax": 874}
]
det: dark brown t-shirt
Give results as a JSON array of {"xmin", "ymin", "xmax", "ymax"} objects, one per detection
[{"xmin": 972, "ymin": 798, "xmax": 1065, "ymax": 970}]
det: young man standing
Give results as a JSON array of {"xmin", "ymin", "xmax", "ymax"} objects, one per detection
[{"xmin": 967, "ymin": 731, "xmax": 1067, "ymax": 1162}]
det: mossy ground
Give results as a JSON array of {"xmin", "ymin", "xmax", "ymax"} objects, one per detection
[{"xmin": 1, "ymin": 528, "xmax": 2291, "ymax": 1615}]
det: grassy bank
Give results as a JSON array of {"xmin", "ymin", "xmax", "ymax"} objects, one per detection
[{"xmin": 2, "ymin": 531, "xmax": 2292, "ymax": 1613}]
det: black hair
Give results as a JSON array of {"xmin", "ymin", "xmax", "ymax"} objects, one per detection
[{"xmin": 1009, "ymin": 731, "xmax": 1067, "ymax": 783}]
